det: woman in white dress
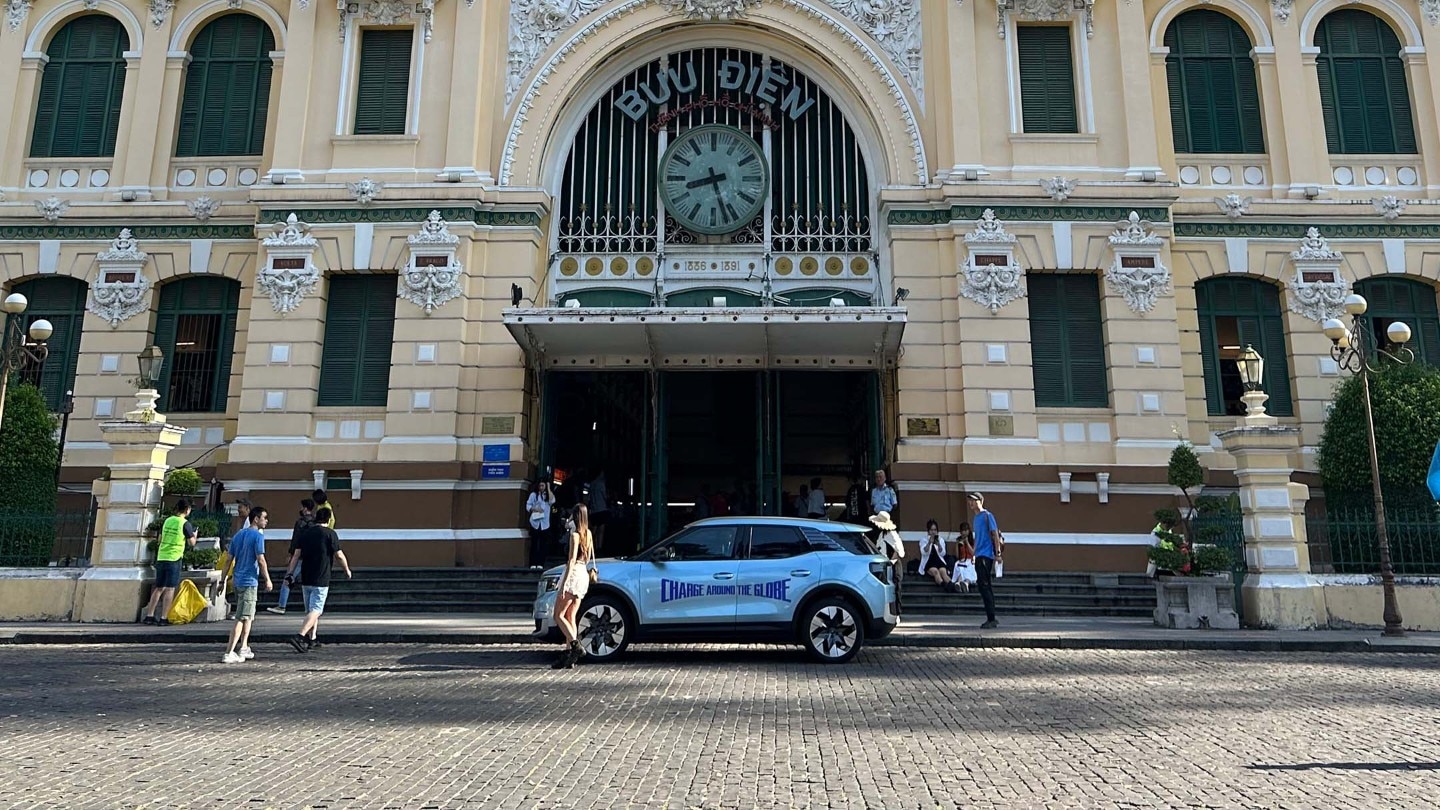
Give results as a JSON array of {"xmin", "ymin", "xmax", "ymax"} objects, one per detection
[{"xmin": 551, "ymin": 504, "xmax": 595, "ymax": 669}]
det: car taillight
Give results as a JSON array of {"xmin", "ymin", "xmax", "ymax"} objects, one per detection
[{"xmin": 870, "ymin": 561, "xmax": 890, "ymax": 584}]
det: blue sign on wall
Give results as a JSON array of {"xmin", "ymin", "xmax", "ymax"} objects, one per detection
[
  {"xmin": 482, "ymin": 444, "xmax": 509, "ymax": 462},
  {"xmin": 481, "ymin": 463, "xmax": 510, "ymax": 479}
]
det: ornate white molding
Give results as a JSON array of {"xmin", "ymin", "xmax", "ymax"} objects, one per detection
[
  {"xmin": 1105, "ymin": 212, "xmax": 1170, "ymax": 314},
  {"xmin": 1215, "ymin": 193, "xmax": 1251, "ymax": 220},
  {"xmin": 89, "ymin": 230, "xmax": 153, "ymax": 328},
  {"xmin": 1287, "ymin": 228, "xmax": 1347, "ymax": 322},
  {"xmin": 1039, "ymin": 176, "xmax": 1076, "ymax": 202},
  {"xmin": 1271, "ymin": 0, "xmax": 1292, "ymax": 23},
  {"xmin": 258, "ymin": 214, "xmax": 321, "ymax": 315},
  {"xmin": 185, "ymin": 196, "xmax": 221, "ymax": 222},
  {"xmin": 6, "ymin": 0, "xmax": 32, "ymax": 32},
  {"xmin": 149, "ymin": 0, "xmax": 173, "ymax": 27},
  {"xmin": 501, "ymin": 0, "xmax": 929, "ymax": 185},
  {"xmin": 1424, "ymin": 0, "xmax": 1439, "ymax": 26},
  {"xmin": 964, "ymin": 208, "xmax": 1017, "ymax": 246},
  {"xmin": 999, "ymin": 0, "xmax": 1094, "ymax": 38},
  {"xmin": 960, "ymin": 209, "xmax": 1025, "ymax": 314},
  {"xmin": 34, "ymin": 196, "xmax": 68, "ymax": 222},
  {"xmin": 400, "ymin": 211, "xmax": 464, "ymax": 315},
  {"xmin": 348, "ymin": 177, "xmax": 383, "ymax": 205},
  {"xmin": 657, "ymin": 0, "xmax": 761, "ymax": 18},
  {"xmin": 822, "ymin": 0, "xmax": 923, "ymax": 103},
  {"xmin": 1372, "ymin": 195, "xmax": 1406, "ymax": 220},
  {"xmin": 1291, "ymin": 226, "xmax": 1340, "ymax": 262},
  {"xmin": 343, "ymin": 0, "xmax": 438, "ymax": 43}
]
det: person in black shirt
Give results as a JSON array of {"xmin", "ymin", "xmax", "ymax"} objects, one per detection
[
  {"xmin": 267, "ymin": 498, "xmax": 314, "ymax": 614},
  {"xmin": 285, "ymin": 507, "xmax": 351, "ymax": 653}
]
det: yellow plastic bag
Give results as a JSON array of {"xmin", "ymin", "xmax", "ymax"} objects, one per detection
[
  {"xmin": 166, "ymin": 578, "xmax": 209, "ymax": 625},
  {"xmin": 216, "ymin": 550, "xmax": 236, "ymax": 579}
]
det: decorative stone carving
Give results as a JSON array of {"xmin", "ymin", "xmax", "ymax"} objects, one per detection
[
  {"xmin": 258, "ymin": 214, "xmax": 322, "ymax": 315},
  {"xmin": 1287, "ymin": 228, "xmax": 1348, "ymax": 323},
  {"xmin": 348, "ymin": 177, "xmax": 384, "ymax": 205},
  {"xmin": 507, "ymin": 0, "xmax": 610, "ymax": 104},
  {"xmin": 824, "ymin": 0, "xmax": 923, "ymax": 101},
  {"xmin": 1105, "ymin": 212, "xmax": 1170, "ymax": 314},
  {"xmin": 960, "ymin": 210, "xmax": 1025, "ymax": 314},
  {"xmin": 345, "ymin": 0, "xmax": 437, "ymax": 43},
  {"xmin": 1215, "ymin": 194, "xmax": 1251, "ymax": 220},
  {"xmin": 89, "ymin": 230, "xmax": 153, "ymax": 328},
  {"xmin": 1270, "ymin": 0, "xmax": 1292, "ymax": 23},
  {"xmin": 998, "ymin": 0, "xmax": 1094, "ymax": 38},
  {"xmin": 82, "ymin": 0, "xmax": 97, "ymax": 7},
  {"xmin": 1372, "ymin": 195, "xmax": 1406, "ymax": 221},
  {"xmin": 6, "ymin": 0, "xmax": 32, "ymax": 32},
  {"xmin": 657, "ymin": 0, "xmax": 761, "ymax": 19},
  {"xmin": 185, "ymin": 197, "xmax": 221, "ymax": 222},
  {"xmin": 1039, "ymin": 176, "xmax": 1076, "ymax": 202},
  {"xmin": 1424, "ymin": 0, "xmax": 1439, "ymax": 26},
  {"xmin": 399, "ymin": 211, "xmax": 464, "ymax": 315},
  {"xmin": 34, "ymin": 197, "xmax": 69, "ymax": 222},
  {"xmin": 149, "ymin": 0, "xmax": 173, "ymax": 27}
]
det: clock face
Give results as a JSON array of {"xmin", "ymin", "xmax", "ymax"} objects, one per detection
[{"xmin": 658, "ymin": 125, "xmax": 769, "ymax": 236}]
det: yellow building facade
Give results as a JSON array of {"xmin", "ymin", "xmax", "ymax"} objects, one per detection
[{"xmin": 3, "ymin": 0, "xmax": 1439, "ymax": 569}]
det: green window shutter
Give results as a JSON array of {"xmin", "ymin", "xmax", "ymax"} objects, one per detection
[
  {"xmin": 1030, "ymin": 274, "xmax": 1108, "ymax": 407},
  {"xmin": 13, "ymin": 277, "xmax": 87, "ymax": 411},
  {"xmin": 1257, "ymin": 307, "xmax": 1294, "ymax": 417},
  {"xmin": 1196, "ymin": 278, "xmax": 1293, "ymax": 418},
  {"xmin": 1315, "ymin": 10, "xmax": 1416, "ymax": 154},
  {"xmin": 1017, "ymin": 26, "xmax": 1077, "ymax": 134},
  {"xmin": 153, "ymin": 284, "xmax": 181, "ymax": 412},
  {"xmin": 319, "ymin": 276, "xmax": 396, "ymax": 407},
  {"xmin": 176, "ymin": 14, "xmax": 275, "ymax": 157},
  {"xmin": 1163, "ymin": 11, "xmax": 1264, "ymax": 154},
  {"xmin": 30, "ymin": 16, "xmax": 129, "ymax": 158},
  {"xmin": 1356, "ymin": 277, "xmax": 1440, "ymax": 366},
  {"xmin": 153, "ymin": 277, "xmax": 240, "ymax": 413},
  {"xmin": 354, "ymin": 29, "xmax": 413, "ymax": 136},
  {"xmin": 1196, "ymin": 300, "xmax": 1225, "ymax": 416}
]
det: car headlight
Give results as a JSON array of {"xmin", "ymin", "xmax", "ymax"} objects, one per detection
[{"xmin": 541, "ymin": 575, "xmax": 561, "ymax": 594}]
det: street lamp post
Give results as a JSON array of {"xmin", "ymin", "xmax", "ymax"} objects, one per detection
[
  {"xmin": 0, "ymin": 293, "xmax": 55, "ymax": 434},
  {"xmin": 1321, "ymin": 293, "xmax": 1414, "ymax": 637}
]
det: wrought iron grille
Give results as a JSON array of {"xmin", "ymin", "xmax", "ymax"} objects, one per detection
[{"xmin": 167, "ymin": 314, "xmax": 224, "ymax": 413}]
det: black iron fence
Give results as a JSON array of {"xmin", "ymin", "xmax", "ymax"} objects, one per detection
[
  {"xmin": 1306, "ymin": 505, "xmax": 1440, "ymax": 576},
  {"xmin": 0, "ymin": 507, "xmax": 96, "ymax": 567}
]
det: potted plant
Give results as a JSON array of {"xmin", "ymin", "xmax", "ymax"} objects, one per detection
[{"xmin": 1149, "ymin": 443, "xmax": 1240, "ymax": 629}]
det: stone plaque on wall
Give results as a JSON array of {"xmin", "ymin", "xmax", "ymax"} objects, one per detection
[
  {"xmin": 480, "ymin": 416, "xmax": 516, "ymax": 435},
  {"xmin": 906, "ymin": 417, "xmax": 940, "ymax": 437},
  {"xmin": 988, "ymin": 415, "xmax": 1014, "ymax": 436}
]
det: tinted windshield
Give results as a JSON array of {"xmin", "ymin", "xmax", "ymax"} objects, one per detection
[{"xmin": 802, "ymin": 527, "xmax": 877, "ymax": 555}]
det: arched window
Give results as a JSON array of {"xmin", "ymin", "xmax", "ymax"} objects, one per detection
[
  {"xmin": 1315, "ymin": 10, "xmax": 1416, "ymax": 154},
  {"xmin": 1196, "ymin": 277, "xmax": 1293, "ymax": 417},
  {"xmin": 1354, "ymin": 277, "xmax": 1440, "ymax": 365},
  {"xmin": 1164, "ymin": 10, "xmax": 1264, "ymax": 154},
  {"xmin": 30, "ymin": 15, "xmax": 129, "ymax": 158},
  {"xmin": 175, "ymin": 14, "xmax": 276, "ymax": 157},
  {"xmin": 11, "ymin": 277, "xmax": 87, "ymax": 410},
  {"xmin": 153, "ymin": 277, "xmax": 240, "ymax": 413}
]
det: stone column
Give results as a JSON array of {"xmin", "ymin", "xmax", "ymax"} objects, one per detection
[
  {"xmin": 73, "ymin": 394, "xmax": 184, "ymax": 622},
  {"xmin": 1217, "ymin": 413, "xmax": 1325, "ymax": 630}
]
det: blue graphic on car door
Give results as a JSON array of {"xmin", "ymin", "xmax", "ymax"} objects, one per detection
[
  {"xmin": 639, "ymin": 524, "xmax": 741, "ymax": 625},
  {"xmin": 735, "ymin": 524, "xmax": 818, "ymax": 625}
]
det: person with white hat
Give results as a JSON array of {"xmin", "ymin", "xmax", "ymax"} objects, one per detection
[{"xmin": 869, "ymin": 510, "xmax": 905, "ymax": 613}]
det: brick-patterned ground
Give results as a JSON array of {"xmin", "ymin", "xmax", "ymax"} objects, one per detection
[{"xmin": 1, "ymin": 643, "xmax": 1438, "ymax": 809}]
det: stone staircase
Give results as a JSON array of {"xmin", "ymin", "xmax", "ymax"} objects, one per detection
[{"xmin": 316, "ymin": 568, "xmax": 1154, "ymax": 618}]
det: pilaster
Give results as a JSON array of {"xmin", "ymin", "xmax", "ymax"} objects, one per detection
[
  {"xmin": 266, "ymin": 0, "xmax": 316, "ymax": 182},
  {"xmin": 1112, "ymin": 0, "xmax": 1161, "ymax": 178}
]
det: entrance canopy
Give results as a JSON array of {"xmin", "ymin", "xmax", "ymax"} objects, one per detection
[{"xmin": 504, "ymin": 307, "xmax": 905, "ymax": 370}]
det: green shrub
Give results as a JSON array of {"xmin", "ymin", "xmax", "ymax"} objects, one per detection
[
  {"xmin": 193, "ymin": 517, "xmax": 221, "ymax": 538},
  {"xmin": 163, "ymin": 467, "xmax": 204, "ymax": 497},
  {"xmin": 0, "ymin": 383, "xmax": 59, "ymax": 566},
  {"xmin": 1167, "ymin": 442, "xmax": 1204, "ymax": 492},
  {"xmin": 1318, "ymin": 362, "xmax": 1440, "ymax": 510},
  {"xmin": 184, "ymin": 547, "xmax": 220, "ymax": 570}
]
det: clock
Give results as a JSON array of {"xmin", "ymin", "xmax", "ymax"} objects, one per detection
[{"xmin": 658, "ymin": 125, "xmax": 769, "ymax": 236}]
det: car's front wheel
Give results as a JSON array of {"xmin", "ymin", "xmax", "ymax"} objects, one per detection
[
  {"xmin": 800, "ymin": 596, "xmax": 865, "ymax": 664},
  {"xmin": 577, "ymin": 595, "xmax": 632, "ymax": 662}
]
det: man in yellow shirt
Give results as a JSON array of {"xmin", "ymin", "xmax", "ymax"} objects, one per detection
[
  {"xmin": 141, "ymin": 499, "xmax": 197, "ymax": 626},
  {"xmin": 313, "ymin": 488, "xmax": 336, "ymax": 529}
]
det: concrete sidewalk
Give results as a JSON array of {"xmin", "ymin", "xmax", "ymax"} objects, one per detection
[{"xmin": 1, "ymin": 612, "xmax": 1437, "ymax": 653}]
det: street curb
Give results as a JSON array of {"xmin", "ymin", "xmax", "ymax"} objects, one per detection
[{"xmin": 1, "ymin": 630, "xmax": 1434, "ymax": 654}]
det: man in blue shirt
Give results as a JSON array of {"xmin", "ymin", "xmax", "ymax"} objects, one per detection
[
  {"xmin": 222, "ymin": 507, "xmax": 273, "ymax": 663},
  {"xmin": 968, "ymin": 492, "xmax": 1003, "ymax": 628},
  {"xmin": 870, "ymin": 469, "xmax": 897, "ymax": 518}
]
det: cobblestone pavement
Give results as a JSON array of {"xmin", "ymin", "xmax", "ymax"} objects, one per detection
[{"xmin": 1, "ymin": 643, "xmax": 1438, "ymax": 809}]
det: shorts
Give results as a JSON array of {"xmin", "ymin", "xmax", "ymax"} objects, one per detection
[
  {"xmin": 235, "ymin": 586, "xmax": 258, "ymax": 620},
  {"xmin": 302, "ymin": 585, "xmax": 329, "ymax": 615},
  {"xmin": 153, "ymin": 560, "xmax": 182, "ymax": 589}
]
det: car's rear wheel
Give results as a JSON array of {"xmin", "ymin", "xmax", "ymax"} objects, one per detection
[
  {"xmin": 577, "ymin": 595, "xmax": 631, "ymax": 662},
  {"xmin": 800, "ymin": 596, "xmax": 865, "ymax": 664}
]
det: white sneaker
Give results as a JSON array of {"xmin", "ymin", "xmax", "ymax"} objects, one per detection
[
  {"xmin": 265, "ymin": 607, "xmax": 286, "ymax": 615},
  {"xmin": 239, "ymin": 647, "xmax": 255, "ymax": 660},
  {"xmin": 221, "ymin": 652, "xmax": 244, "ymax": 664}
]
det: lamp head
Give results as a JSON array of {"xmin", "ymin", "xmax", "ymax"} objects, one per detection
[
  {"xmin": 27, "ymin": 318, "xmax": 53, "ymax": 342},
  {"xmin": 1342, "ymin": 293, "xmax": 1368, "ymax": 316},
  {"xmin": 1322, "ymin": 318, "xmax": 1349, "ymax": 343},
  {"xmin": 136, "ymin": 345, "xmax": 165, "ymax": 388},
  {"xmin": 1237, "ymin": 344, "xmax": 1264, "ymax": 391},
  {"xmin": 510, "ymin": 283, "xmax": 523, "ymax": 307},
  {"xmin": 1387, "ymin": 321, "xmax": 1413, "ymax": 346},
  {"xmin": 2, "ymin": 293, "xmax": 27, "ymax": 314},
  {"xmin": 893, "ymin": 287, "xmax": 910, "ymax": 305}
]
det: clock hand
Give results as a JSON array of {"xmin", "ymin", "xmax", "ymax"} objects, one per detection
[{"xmin": 685, "ymin": 168, "xmax": 728, "ymax": 190}]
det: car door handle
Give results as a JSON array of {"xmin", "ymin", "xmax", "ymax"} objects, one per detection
[
  {"xmin": 790, "ymin": 570, "xmax": 812, "ymax": 577},
  {"xmin": 713, "ymin": 573, "xmax": 734, "ymax": 580}
]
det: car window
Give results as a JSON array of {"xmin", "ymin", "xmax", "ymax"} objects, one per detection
[
  {"xmin": 667, "ymin": 526, "xmax": 738, "ymax": 561},
  {"xmin": 748, "ymin": 526, "xmax": 809, "ymax": 560},
  {"xmin": 803, "ymin": 527, "xmax": 876, "ymax": 555}
]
